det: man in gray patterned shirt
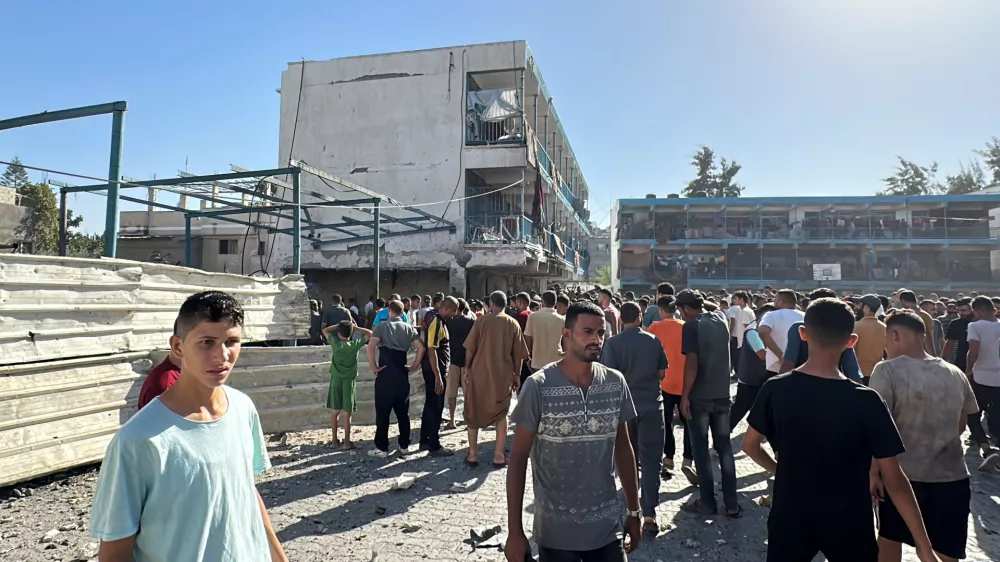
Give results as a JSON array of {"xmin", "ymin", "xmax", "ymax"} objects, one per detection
[{"xmin": 506, "ymin": 302, "xmax": 641, "ymax": 562}]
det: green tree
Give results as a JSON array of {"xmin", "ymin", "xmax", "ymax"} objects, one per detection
[
  {"xmin": 878, "ymin": 157, "xmax": 943, "ymax": 196},
  {"xmin": 16, "ymin": 183, "xmax": 59, "ymax": 254},
  {"xmin": 945, "ymin": 160, "xmax": 987, "ymax": 194},
  {"xmin": 594, "ymin": 264, "xmax": 611, "ymax": 286},
  {"xmin": 67, "ymin": 232, "xmax": 105, "ymax": 258},
  {"xmin": 1, "ymin": 157, "xmax": 30, "ymax": 189},
  {"xmin": 975, "ymin": 137, "xmax": 1000, "ymax": 185},
  {"xmin": 682, "ymin": 146, "xmax": 745, "ymax": 198}
]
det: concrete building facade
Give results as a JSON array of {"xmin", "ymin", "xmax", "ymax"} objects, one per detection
[
  {"xmin": 0, "ymin": 186, "xmax": 25, "ymax": 252},
  {"xmin": 117, "ymin": 207, "xmax": 278, "ymax": 274},
  {"xmin": 612, "ymin": 194, "xmax": 1000, "ymax": 295},
  {"xmin": 274, "ymin": 41, "xmax": 592, "ymax": 300}
]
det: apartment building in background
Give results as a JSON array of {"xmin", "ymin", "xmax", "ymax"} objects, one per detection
[
  {"xmin": 272, "ymin": 41, "xmax": 591, "ymax": 299},
  {"xmin": 117, "ymin": 199, "xmax": 278, "ymax": 274},
  {"xmin": 0, "ymin": 186, "xmax": 25, "ymax": 252},
  {"xmin": 612, "ymin": 194, "xmax": 1000, "ymax": 294}
]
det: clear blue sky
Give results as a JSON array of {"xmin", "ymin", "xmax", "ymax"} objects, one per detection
[{"xmin": 2, "ymin": 0, "xmax": 998, "ymax": 233}]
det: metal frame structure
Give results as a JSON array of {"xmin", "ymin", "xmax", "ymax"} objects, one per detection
[
  {"xmin": 0, "ymin": 102, "xmax": 126, "ymax": 257},
  {"xmin": 2, "ymin": 102, "xmax": 455, "ymax": 293},
  {"xmin": 57, "ymin": 164, "xmax": 456, "ymax": 291}
]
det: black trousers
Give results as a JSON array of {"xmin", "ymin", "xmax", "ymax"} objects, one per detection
[
  {"xmin": 729, "ymin": 382, "xmax": 761, "ymax": 432},
  {"xmin": 729, "ymin": 337, "xmax": 739, "ymax": 373},
  {"xmin": 662, "ymin": 391, "xmax": 692, "ymax": 460},
  {"xmin": 420, "ymin": 366, "xmax": 446, "ymax": 451},
  {"xmin": 968, "ymin": 381, "xmax": 1000, "ymax": 447},
  {"xmin": 374, "ymin": 348, "xmax": 411, "ymax": 452},
  {"xmin": 538, "ymin": 539, "xmax": 626, "ymax": 562}
]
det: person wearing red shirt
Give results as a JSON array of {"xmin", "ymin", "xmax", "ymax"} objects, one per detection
[{"xmin": 138, "ymin": 353, "xmax": 181, "ymax": 409}]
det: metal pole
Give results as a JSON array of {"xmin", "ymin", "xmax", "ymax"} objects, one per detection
[
  {"xmin": 58, "ymin": 189, "xmax": 68, "ymax": 256},
  {"xmin": 373, "ymin": 199, "xmax": 381, "ymax": 298},
  {"xmin": 292, "ymin": 170, "xmax": 302, "ymax": 274},
  {"xmin": 104, "ymin": 108, "xmax": 125, "ymax": 257},
  {"xmin": 184, "ymin": 215, "xmax": 192, "ymax": 267},
  {"xmin": 520, "ymin": 167, "xmax": 526, "ymax": 242}
]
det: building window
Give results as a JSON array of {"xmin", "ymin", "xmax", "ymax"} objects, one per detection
[
  {"xmin": 258, "ymin": 241, "xmax": 266, "ymax": 256},
  {"xmin": 219, "ymin": 239, "xmax": 238, "ymax": 255}
]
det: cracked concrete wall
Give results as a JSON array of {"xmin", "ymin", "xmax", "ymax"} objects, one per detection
[
  {"xmin": 0, "ymin": 201, "xmax": 24, "ymax": 246},
  {"xmin": 273, "ymin": 42, "xmax": 528, "ymax": 287}
]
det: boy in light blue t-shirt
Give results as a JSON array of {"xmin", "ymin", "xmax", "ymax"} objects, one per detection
[{"xmin": 89, "ymin": 291, "xmax": 287, "ymax": 562}]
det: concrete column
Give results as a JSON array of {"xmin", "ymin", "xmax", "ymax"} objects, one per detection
[{"xmin": 449, "ymin": 262, "xmax": 467, "ymax": 298}]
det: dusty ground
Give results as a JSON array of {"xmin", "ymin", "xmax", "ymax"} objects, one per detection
[{"xmin": 3, "ymin": 386, "xmax": 1000, "ymax": 561}]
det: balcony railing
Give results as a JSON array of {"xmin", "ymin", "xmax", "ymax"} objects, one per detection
[
  {"xmin": 618, "ymin": 213, "xmax": 999, "ymax": 242},
  {"xmin": 465, "ymin": 214, "xmax": 534, "ymax": 245},
  {"xmin": 466, "ymin": 87, "xmax": 524, "ymax": 145},
  {"xmin": 622, "ymin": 248, "xmax": 996, "ymax": 286},
  {"xmin": 465, "ymin": 214, "xmax": 588, "ymax": 275},
  {"xmin": 534, "ymin": 139, "xmax": 588, "ymax": 232}
]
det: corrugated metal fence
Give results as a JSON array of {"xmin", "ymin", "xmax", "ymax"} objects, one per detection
[{"xmin": 0, "ymin": 254, "xmax": 311, "ymax": 486}]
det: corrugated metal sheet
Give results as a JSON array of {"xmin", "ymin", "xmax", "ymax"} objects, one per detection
[
  {"xmin": 0, "ymin": 254, "xmax": 310, "ymax": 365},
  {"xmin": 0, "ymin": 352, "xmax": 151, "ymax": 487},
  {"xmin": 150, "ymin": 347, "xmax": 426, "ymax": 434},
  {"xmin": 0, "ymin": 255, "xmax": 313, "ymax": 486}
]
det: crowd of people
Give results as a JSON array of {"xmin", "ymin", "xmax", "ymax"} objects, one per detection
[{"xmin": 85, "ymin": 279, "xmax": 1000, "ymax": 561}]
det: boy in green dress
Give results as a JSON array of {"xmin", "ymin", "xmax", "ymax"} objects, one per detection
[{"xmin": 322, "ymin": 320, "xmax": 372, "ymax": 448}]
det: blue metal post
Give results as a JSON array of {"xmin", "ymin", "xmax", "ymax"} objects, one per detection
[
  {"xmin": 373, "ymin": 199, "xmax": 381, "ymax": 297},
  {"xmin": 292, "ymin": 170, "xmax": 302, "ymax": 274},
  {"xmin": 184, "ymin": 215, "xmax": 192, "ymax": 267},
  {"xmin": 104, "ymin": 108, "xmax": 125, "ymax": 257}
]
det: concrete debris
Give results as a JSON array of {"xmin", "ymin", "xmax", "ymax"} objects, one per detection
[
  {"xmin": 392, "ymin": 473, "xmax": 419, "ymax": 491},
  {"xmin": 39, "ymin": 529, "xmax": 60, "ymax": 543},
  {"xmin": 450, "ymin": 478, "xmax": 478, "ymax": 492}
]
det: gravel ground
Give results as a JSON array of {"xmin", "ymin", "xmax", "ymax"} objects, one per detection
[{"xmin": 3, "ymin": 384, "xmax": 1000, "ymax": 561}]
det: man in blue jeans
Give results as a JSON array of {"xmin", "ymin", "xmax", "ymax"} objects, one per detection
[{"xmin": 676, "ymin": 290, "xmax": 741, "ymax": 518}]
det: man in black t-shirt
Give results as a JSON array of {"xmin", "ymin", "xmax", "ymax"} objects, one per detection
[
  {"xmin": 942, "ymin": 298, "xmax": 973, "ymax": 371},
  {"xmin": 741, "ymin": 298, "xmax": 938, "ymax": 562}
]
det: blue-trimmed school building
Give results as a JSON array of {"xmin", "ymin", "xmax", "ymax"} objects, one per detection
[{"xmin": 611, "ymin": 194, "xmax": 1000, "ymax": 294}]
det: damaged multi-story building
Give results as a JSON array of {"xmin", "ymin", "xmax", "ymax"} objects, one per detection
[{"xmin": 272, "ymin": 40, "xmax": 593, "ymax": 298}]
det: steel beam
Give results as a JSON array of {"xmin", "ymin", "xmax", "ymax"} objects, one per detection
[
  {"xmin": 0, "ymin": 101, "xmax": 127, "ymax": 130},
  {"xmin": 61, "ymin": 167, "xmax": 299, "ymax": 193},
  {"xmin": 184, "ymin": 215, "xmax": 193, "ymax": 267},
  {"xmin": 314, "ymin": 225, "xmax": 456, "ymax": 246},
  {"xmin": 373, "ymin": 200, "xmax": 380, "ymax": 298},
  {"xmin": 292, "ymin": 160, "xmax": 455, "ymax": 228},
  {"xmin": 105, "ymin": 108, "xmax": 125, "ymax": 257},
  {"xmin": 292, "ymin": 170, "xmax": 302, "ymax": 274}
]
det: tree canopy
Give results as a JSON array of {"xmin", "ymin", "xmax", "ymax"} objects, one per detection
[
  {"xmin": 681, "ymin": 146, "xmax": 745, "ymax": 198},
  {"xmin": 3, "ymin": 158, "xmax": 103, "ymax": 257},
  {"xmin": 0, "ymin": 157, "xmax": 29, "ymax": 189}
]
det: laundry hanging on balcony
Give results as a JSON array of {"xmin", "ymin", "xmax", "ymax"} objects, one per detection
[{"xmin": 467, "ymin": 89, "xmax": 522, "ymax": 122}]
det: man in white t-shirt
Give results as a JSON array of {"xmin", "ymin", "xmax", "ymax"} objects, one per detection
[
  {"xmin": 966, "ymin": 296, "xmax": 1000, "ymax": 468},
  {"xmin": 757, "ymin": 289, "xmax": 805, "ymax": 376},
  {"xmin": 726, "ymin": 291, "xmax": 755, "ymax": 370}
]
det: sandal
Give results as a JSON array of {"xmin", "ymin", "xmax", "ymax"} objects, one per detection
[
  {"xmin": 463, "ymin": 457, "xmax": 480, "ymax": 468},
  {"xmin": 726, "ymin": 505, "xmax": 744, "ymax": 519},
  {"xmin": 491, "ymin": 459, "xmax": 508, "ymax": 469},
  {"xmin": 680, "ymin": 498, "xmax": 717, "ymax": 516},
  {"xmin": 642, "ymin": 517, "xmax": 659, "ymax": 534}
]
